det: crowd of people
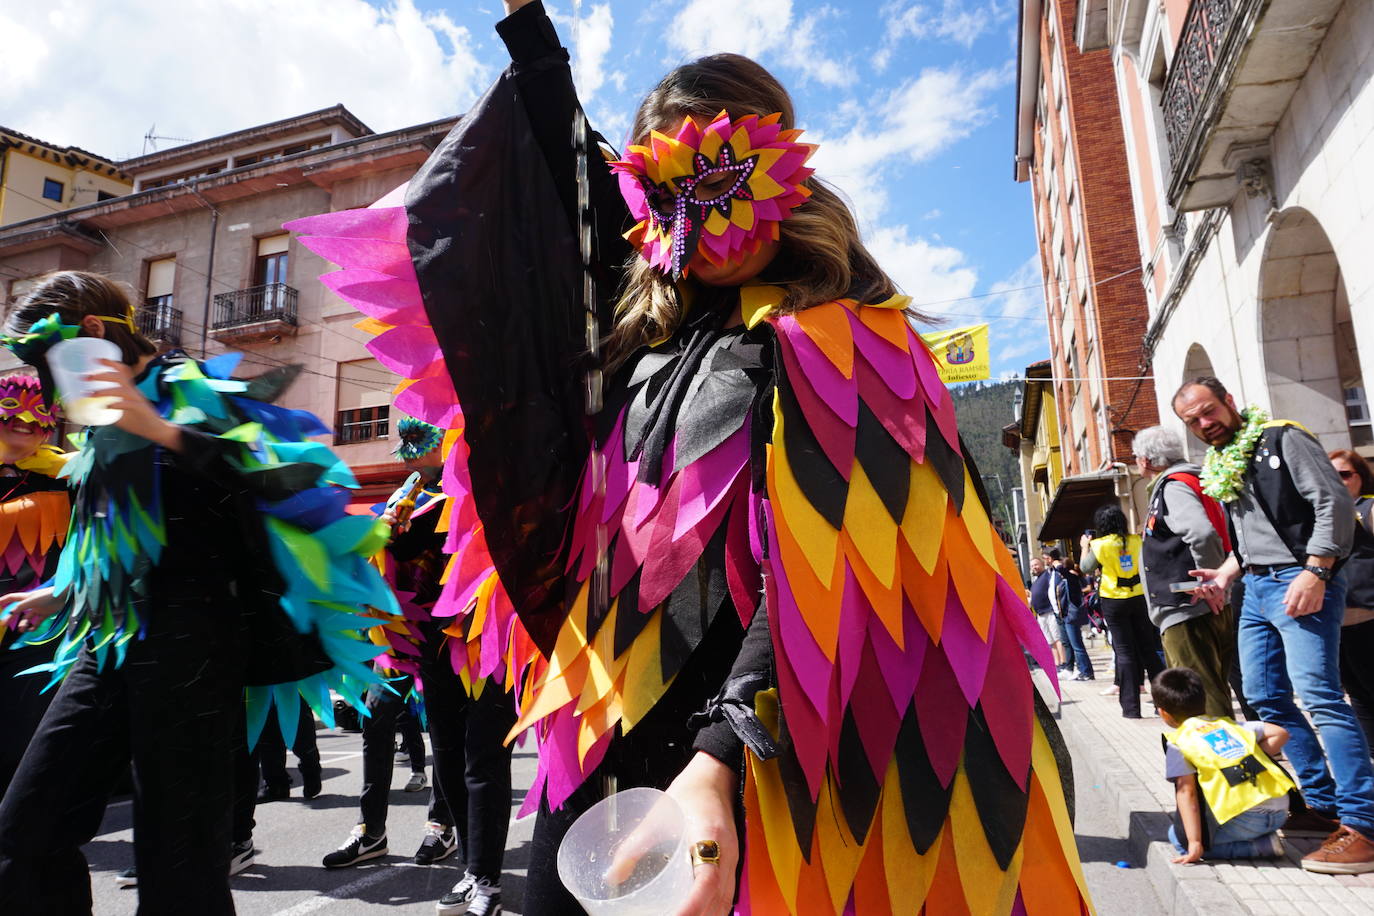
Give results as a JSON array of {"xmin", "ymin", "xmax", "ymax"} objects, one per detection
[
  {"xmin": 0, "ymin": 2, "xmax": 1093, "ymax": 915},
  {"xmin": 1027, "ymin": 376, "xmax": 1374, "ymax": 875}
]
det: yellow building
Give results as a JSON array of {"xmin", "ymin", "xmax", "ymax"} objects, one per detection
[{"xmin": 0, "ymin": 127, "xmax": 131, "ymax": 227}]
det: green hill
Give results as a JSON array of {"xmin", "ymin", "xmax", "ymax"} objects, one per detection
[{"xmin": 950, "ymin": 380, "xmax": 1021, "ymax": 535}]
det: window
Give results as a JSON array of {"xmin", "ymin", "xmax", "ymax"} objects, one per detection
[
  {"xmin": 42, "ymin": 179, "xmax": 63, "ymax": 202},
  {"xmin": 97, "ymin": 190, "xmax": 116, "ymax": 202},
  {"xmin": 255, "ymin": 235, "xmax": 290, "ymax": 312},
  {"xmin": 1346, "ymin": 386, "xmax": 1373, "ymax": 447},
  {"xmin": 336, "ymin": 359, "xmax": 391, "ymax": 445}
]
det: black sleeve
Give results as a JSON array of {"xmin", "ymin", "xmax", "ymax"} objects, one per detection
[
  {"xmin": 495, "ymin": 0, "xmax": 632, "ymax": 274},
  {"xmin": 691, "ymin": 601, "xmax": 775, "ymax": 771}
]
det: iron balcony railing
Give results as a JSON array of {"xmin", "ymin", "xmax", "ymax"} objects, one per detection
[
  {"xmin": 138, "ymin": 296, "xmax": 182, "ymax": 346},
  {"xmin": 211, "ymin": 283, "xmax": 298, "ymax": 330}
]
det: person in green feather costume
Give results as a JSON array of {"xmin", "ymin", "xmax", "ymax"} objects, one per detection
[{"xmin": 0, "ymin": 271, "xmax": 395, "ymax": 915}]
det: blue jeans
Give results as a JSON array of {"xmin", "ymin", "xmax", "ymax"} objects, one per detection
[
  {"xmin": 1062, "ymin": 621, "xmax": 1094, "ymax": 677},
  {"xmin": 1240, "ymin": 568, "xmax": 1374, "ymax": 834},
  {"xmin": 1169, "ymin": 803, "xmax": 1289, "ymax": 859}
]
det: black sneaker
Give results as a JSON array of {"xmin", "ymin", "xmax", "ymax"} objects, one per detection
[
  {"xmin": 257, "ymin": 784, "xmax": 290, "ymax": 803},
  {"xmin": 322, "ymin": 826, "xmax": 388, "ymax": 868},
  {"xmin": 229, "ymin": 839, "xmax": 256, "ymax": 876},
  {"xmin": 414, "ymin": 821, "xmax": 458, "ymax": 865},
  {"xmin": 115, "ymin": 868, "xmax": 137, "ymax": 888},
  {"xmin": 437, "ymin": 874, "xmax": 501, "ymax": 915}
]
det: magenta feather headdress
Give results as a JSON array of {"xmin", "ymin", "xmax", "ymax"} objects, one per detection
[{"xmin": 610, "ymin": 110, "xmax": 816, "ymax": 279}]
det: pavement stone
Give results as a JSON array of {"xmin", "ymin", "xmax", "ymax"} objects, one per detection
[{"xmin": 1055, "ymin": 644, "xmax": 1374, "ymax": 916}]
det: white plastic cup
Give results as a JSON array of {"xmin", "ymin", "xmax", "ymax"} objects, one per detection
[
  {"xmin": 557, "ymin": 787, "xmax": 694, "ymax": 916},
  {"xmin": 47, "ymin": 337, "xmax": 124, "ymax": 426}
]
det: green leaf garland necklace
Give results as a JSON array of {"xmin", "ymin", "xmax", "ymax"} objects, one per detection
[{"xmin": 1200, "ymin": 406, "xmax": 1268, "ymax": 502}]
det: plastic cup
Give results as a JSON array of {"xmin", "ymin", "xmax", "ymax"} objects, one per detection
[
  {"xmin": 47, "ymin": 337, "xmax": 124, "ymax": 426},
  {"xmin": 557, "ymin": 787, "xmax": 694, "ymax": 916}
]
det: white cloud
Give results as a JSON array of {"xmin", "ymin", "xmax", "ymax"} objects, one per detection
[
  {"xmin": 809, "ymin": 65, "xmax": 1009, "ymax": 228},
  {"xmin": 665, "ymin": 0, "xmax": 853, "ymax": 89},
  {"xmin": 873, "ymin": 0, "xmax": 1013, "ymax": 70},
  {"xmin": 922, "ymin": 208, "xmax": 942, "ymax": 220},
  {"xmin": 547, "ymin": 2, "xmax": 616, "ymax": 104},
  {"xmin": 0, "ymin": 0, "xmax": 489, "ymax": 160},
  {"xmin": 866, "ymin": 225, "xmax": 978, "ymax": 319}
]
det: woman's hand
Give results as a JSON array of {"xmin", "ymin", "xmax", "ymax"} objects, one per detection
[
  {"xmin": 2, "ymin": 586, "xmax": 62, "ymax": 633},
  {"xmin": 664, "ymin": 753, "xmax": 740, "ymax": 916},
  {"xmin": 85, "ymin": 359, "xmax": 183, "ymax": 452}
]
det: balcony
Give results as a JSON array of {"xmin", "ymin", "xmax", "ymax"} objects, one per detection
[
  {"xmin": 210, "ymin": 283, "xmax": 298, "ymax": 342},
  {"xmin": 1162, "ymin": 0, "xmax": 1344, "ymax": 211},
  {"xmin": 137, "ymin": 297, "xmax": 182, "ymax": 348}
]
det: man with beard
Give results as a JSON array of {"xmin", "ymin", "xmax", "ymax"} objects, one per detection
[{"xmin": 1179, "ymin": 377, "xmax": 1374, "ymax": 874}]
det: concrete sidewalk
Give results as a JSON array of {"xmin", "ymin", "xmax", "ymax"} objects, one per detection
[{"xmin": 1052, "ymin": 642, "xmax": 1374, "ymax": 916}]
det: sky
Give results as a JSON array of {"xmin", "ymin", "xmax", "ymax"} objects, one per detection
[{"xmin": 0, "ymin": 0, "xmax": 1049, "ymax": 378}]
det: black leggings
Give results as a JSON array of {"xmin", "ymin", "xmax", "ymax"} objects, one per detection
[
  {"xmin": 1101, "ymin": 595, "xmax": 1165, "ymax": 717},
  {"xmin": 1340, "ymin": 618, "xmax": 1374, "ymax": 754},
  {"xmin": 0, "ymin": 597, "xmax": 243, "ymax": 916}
]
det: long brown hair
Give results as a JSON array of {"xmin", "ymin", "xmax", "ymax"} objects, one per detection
[
  {"xmin": 5, "ymin": 270, "xmax": 155, "ymax": 366},
  {"xmin": 605, "ymin": 54, "xmax": 923, "ymax": 368}
]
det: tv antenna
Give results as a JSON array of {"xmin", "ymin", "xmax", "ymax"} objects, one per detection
[{"xmin": 142, "ymin": 124, "xmax": 190, "ymax": 155}]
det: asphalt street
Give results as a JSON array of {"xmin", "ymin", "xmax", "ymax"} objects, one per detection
[
  {"xmin": 83, "ymin": 721, "xmax": 1164, "ymax": 915},
  {"xmin": 87, "ymin": 728, "xmax": 539, "ymax": 915}
]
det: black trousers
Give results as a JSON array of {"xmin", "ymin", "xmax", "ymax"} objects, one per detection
[
  {"xmin": 0, "ymin": 641, "xmax": 58, "ymax": 796},
  {"xmin": 396, "ymin": 704, "xmax": 427, "ymax": 772},
  {"xmin": 256, "ymin": 696, "xmax": 322, "ymax": 792},
  {"xmin": 358, "ymin": 657, "xmax": 515, "ymax": 885},
  {"xmin": 1341, "ymin": 618, "xmax": 1374, "ymax": 755},
  {"xmin": 1101, "ymin": 595, "xmax": 1165, "ymax": 718},
  {"xmin": 0, "ymin": 598, "xmax": 242, "ymax": 916}
]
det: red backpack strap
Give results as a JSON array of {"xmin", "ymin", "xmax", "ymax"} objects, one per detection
[{"xmin": 1165, "ymin": 472, "xmax": 1233, "ymax": 554}]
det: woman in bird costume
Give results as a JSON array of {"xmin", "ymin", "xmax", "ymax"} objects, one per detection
[
  {"xmin": 0, "ymin": 271, "xmax": 393, "ymax": 915},
  {"xmin": 0, "ymin": 374, "xmax": 69, "ymax": 794},
  {"xmin": 289, "ymin": 3, "xmax": 1093, "ymax": 914}
]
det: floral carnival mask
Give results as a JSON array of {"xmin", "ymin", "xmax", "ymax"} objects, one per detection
[
  {"xmin": 611, "ymin": 111, "xmax": 816, "ymax": 279},
  {"xmin": 0, "ymin": 375, "xmax": 59, "ymax": 429}
]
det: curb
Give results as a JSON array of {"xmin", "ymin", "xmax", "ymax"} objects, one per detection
[{"xmin": 1056, "ymin": 692, "xmax": 1251, "ymax": 916}]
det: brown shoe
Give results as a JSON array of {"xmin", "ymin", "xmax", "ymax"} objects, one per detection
[
  {"xmin": 1301, "ymin": 826, "xmax": 1374, "ymax": 875},
  {"xmin": 1280, "ymin": 808, "xmax": 1341, "ymax": 838}
]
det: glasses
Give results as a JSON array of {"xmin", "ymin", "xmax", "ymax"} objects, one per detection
[{"xmin": 1338, "ymin": 469, "xmax": 1357, "ymax": 480}]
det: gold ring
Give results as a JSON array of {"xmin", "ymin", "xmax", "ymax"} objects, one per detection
[{"xmin": 689, "ymin": 840, "xmax": 721, "ymax": 866}]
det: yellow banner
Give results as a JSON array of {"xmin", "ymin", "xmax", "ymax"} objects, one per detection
[{"xmin": 920, "ymin": 323, "xmax": 991, "ymax": 383}]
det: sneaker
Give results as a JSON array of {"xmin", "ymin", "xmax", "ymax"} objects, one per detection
[
  {"xmin": 405, "ymin": 771, "xmax": 428, "ymax": 793},
  {"xmin": 437, "ymin": 874, "xmax": 501, "ymax": 916},
  {"xmin": 322, "ymin": 825, "xmax": 388, "ymax": 868},
  {"xmin": 1071, "ymin": 673, "xmax": 1095, "ymax": 681},
  {"xmin": 1099, "ymin": 685, "xmax": 1120, "ymax": 696},
  {"xmin": 1301, "ymin": 826, "xmax": 1374, "ymax": 874},
  {"xmin": 1253, "ymin": 833, "xmax": 1285, "ymax": 858},
  {"xmin": 1281, "ymin": 808, "xmax": 1342, "ymax": 839},
  {"xmin": 414, "ymin": 821, "xmax": 458, "ymax": 865},
  {"xmin": 229, "ymin": 839, "xmax": 256, "ymax": 876},
  {"xmin": 115, "ymin": 868, "xmax": 137, "ymax": 888}
]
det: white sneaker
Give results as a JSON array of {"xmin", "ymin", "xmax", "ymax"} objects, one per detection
[
  {"xmin": 437, "ymin": 874, "xmax": 501, "ymax": 915},
  {"xmin": 405, "ymin": 771, "xmax": 428, "ymax": 792}
]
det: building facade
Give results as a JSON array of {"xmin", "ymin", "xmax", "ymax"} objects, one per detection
[
  {"xmin": 0, "ymin": 106, "xmax": 456, "ymax": 501},
  {"xmin": 1013, "ymin": 0, "xmax": 1160, "ymax": 541},
  {"xmin": 0, "ymin": 128, "xmax": 132, "ymax": 227},
  {"xmin": 1080, "ymin": 0, "xmax": 1373, "ymax": 457}
]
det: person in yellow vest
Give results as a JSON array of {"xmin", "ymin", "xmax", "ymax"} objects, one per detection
[
  {"xmin": 1151, "ymin": 667, "xmax": 1293, "ymax": 863},
  {"xmin": 1081, "ymin": 504, "xmax": 1165, "ymax": 718}
]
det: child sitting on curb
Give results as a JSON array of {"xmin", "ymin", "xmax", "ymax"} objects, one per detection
[{"xmin": 1152, "ymin": 667, "xmax": 1293, "ymax": 863}]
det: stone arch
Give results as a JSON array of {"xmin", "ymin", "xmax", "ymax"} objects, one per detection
[{"xmin": 1257, "ymin": 208, "xmax": 1368, "ymax": 449}]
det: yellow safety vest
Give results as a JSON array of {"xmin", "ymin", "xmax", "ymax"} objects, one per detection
[
  {"xmin": 1090, "ymin": 534, "xmax": 1145, "ymax": 599},
  {"xmin": 1165, "ymin": 716, "xmax": 1294, "ymax": 825}
]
